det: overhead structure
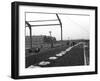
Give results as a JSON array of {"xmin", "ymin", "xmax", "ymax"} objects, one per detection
[
  {"xmin": 25, "ymin": 21, "xmax": 33, "ymax": 49},
  {"xmin": 25, "ymin": 14, "xmax": 62, "ymax": 49},
  {"xmin": 56, "ymin": 14, "xmax": 63, "ymax": 41}
]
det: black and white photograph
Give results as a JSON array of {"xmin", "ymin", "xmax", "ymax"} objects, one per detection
[
  {"xmin": 11, "ymin": 1, "xmax": 97, "ymax": 79},
  {"xmin": 25, "ymin": 12, "xmax": 90, "ymax": 68}
]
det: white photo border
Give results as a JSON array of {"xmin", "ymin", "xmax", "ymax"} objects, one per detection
[{"xmin": 18, "ymin": 5, "xmax": 96, "ymax": 76}]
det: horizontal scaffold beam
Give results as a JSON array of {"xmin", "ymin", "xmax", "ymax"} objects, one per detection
[
  {"xmin": 26, "ymin": 24, "xmax": 60, "ymax": 27},
  {"xmin": 27, "ymin": 19, "xmax": 58, "ymax": 22}
]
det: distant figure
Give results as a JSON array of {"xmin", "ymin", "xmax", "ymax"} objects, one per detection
[{"xmin": 71, "ymin": 42, "xmax": 76, "ymax": 46}]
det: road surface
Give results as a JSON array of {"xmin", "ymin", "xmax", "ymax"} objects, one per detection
[{"xmin": 26, "ymin": 42, "xmax": 89, "ymax": 68}]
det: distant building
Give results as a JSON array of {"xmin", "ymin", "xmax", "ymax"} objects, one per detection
[{"xmin": 25, "ymin": 35, "xmax": 56, "ymax": 49}]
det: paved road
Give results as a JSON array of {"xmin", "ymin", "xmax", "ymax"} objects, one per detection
[{"xmin": 27, "ymin": 42, "xmax": 88, "ymax": 68}]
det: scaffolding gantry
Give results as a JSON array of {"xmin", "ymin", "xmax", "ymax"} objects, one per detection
[{"xmin": 25, "ymin": 14, "xmax": 62, "ymax": 49}]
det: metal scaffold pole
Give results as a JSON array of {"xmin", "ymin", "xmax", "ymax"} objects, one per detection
[
  {"xmin": 25, "ymin": 21, "xmax": 32, "ymax": 49},
  {"xmin": 56, "ymin": 14, "xmax": 63, "ymax": 41},
  {"xmin": 25, "ymin": 14, "xmax": 62, "ymax": 49}
]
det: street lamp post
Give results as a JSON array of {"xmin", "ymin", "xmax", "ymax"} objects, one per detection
[
  {"xmin": 49, "ymin": 31, "xmax": 52, "ymax": 37},
  {"xmin": 49, "ymin": 31, "xmax": 53, "ymax": 48}
]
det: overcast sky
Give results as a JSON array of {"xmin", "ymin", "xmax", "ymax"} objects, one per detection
[{"xmin": 25, "ymin": 12, "xmax": 90, "ymax": 40}]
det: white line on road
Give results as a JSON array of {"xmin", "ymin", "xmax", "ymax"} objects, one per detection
[
  {"xmin": 38, "ymin": 61, "xmax": 50, "ymax": 66},
  {"xmin": 83, "ymin": 43, "xmax": 87, "ymax": 65},
  {"xmin": 48, "ymin": 56, "xmax": 58, "ymax": 60}
]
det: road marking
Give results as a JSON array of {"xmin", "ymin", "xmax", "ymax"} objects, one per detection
[
  {"xmin": 65, "ymin": 47, "xmax": 72, "ymax": 52},
  {"xmin": 53, "ymin": 42, "xmax": 84, "ymax": 58},
  {"xmin": 83, "ymin": 43, "xmax": 87, "ymax": 65},
  {"xmin": 38, "ymin": 61, "xmax": 50, "ymax": 66},
  {"xmin": 48, "ymin": 56, "xmax": 58, "ymax": 60},
  {"xmin": 28, "ymin": 65, "xmax": 40, "ymax": 68}
]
